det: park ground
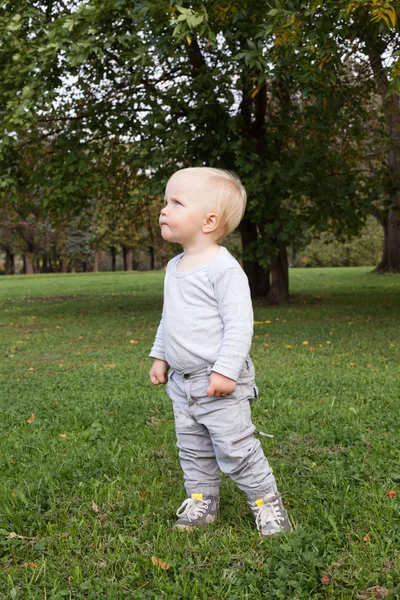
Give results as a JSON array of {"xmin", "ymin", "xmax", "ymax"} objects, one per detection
[{"xmin": 0, "ymin": 267, "xmax": 399, "ymax": 599}]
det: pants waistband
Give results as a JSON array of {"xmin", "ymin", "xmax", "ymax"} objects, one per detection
[{"xmin": 174, "ymin": 365, "xmax": 213, "ymax": 379}]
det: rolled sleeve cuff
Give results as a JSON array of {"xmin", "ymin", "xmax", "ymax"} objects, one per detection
[
  {"xmin": 149, "ymin": 350, "xmax": 167, "ymax": 362},
  {"xmin": 211, "ymin": 362, "xmax": 242, "ymax": 382}
]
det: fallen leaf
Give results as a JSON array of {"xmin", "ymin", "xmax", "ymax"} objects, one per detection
[
  {"xmin": 151, "ymin": 556, "xmax": 170, "ymax": 570},
  {"xmin": 321, "ymin": 573, "xmax": 332, "ymax": 585},
  {"xmin": 386, "ymin": 490, "xmax": 397, "ymax": 499},
  {"xmin": 303, "ymin": 341, "xmax": 309, "ymax": 345},
  {"xmin": 23, "ymin": 562, "xmax": 38, "ymax": 568},
  {"xmin": 26, "ymin": 413, "xmax": 35, "ymax": 424},
  {"xmin": 105, "ymin": 363, "xmax": 116, "ymax": 368},
  {"xmin": 363, "ymin": 532, "xmax": 371, "ymax": 544},
  {"xmin": 91, "ymin": 500, "xmax": 99, "ymax": 513},
  {"xmin": 58, "ymin": 433, "xmax": 67, "ymax": 439},
  {"xmin": 149, "ymin": 408, "xmax": 158, "ymax": 414},
  {"xmin": 130, "ymin": 339, "xmax": 138, "ymax": 344},
  {"xmin": 356, "ymin": 586, "xmax": 390, "ymax": 599},
  {"xmin": 257, "ymin": 562, "xmax": 264, "ymax": 569},
  {"xmin": 28, "ymin": 367, "xmax": 35, "ymax": 371}
]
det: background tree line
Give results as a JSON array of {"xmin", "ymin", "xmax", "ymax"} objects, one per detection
[{"xmin": 0, "ymin": 0, "xmax": 399, "ymax": 301}]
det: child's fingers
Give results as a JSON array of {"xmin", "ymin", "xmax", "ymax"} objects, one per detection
[
  {"xmin": 150, "ymin": 373, "xmax": 160, "ymax": 385},
  {"xmin": 206, "ymin": 384, "xmax": 215, "ymax": 397}
]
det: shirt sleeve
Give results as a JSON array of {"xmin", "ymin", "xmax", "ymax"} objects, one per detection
[
  {"xmin": 211, "ymin": 266, "xmax": 253, "ymax": 381},
  {"xmin": 149, "ymin": 258, "xmax": 176, "ymax": 363},
  {"xmin": 149, "ymin": 310, "xmax": 166, "ymax": 362}
]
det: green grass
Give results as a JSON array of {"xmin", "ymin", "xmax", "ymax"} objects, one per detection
[{"xmin": 0, "ymin": 267, "xmax": 399, "ymax": 599}]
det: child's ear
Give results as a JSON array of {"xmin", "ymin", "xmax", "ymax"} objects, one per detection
[{"xmin": 202, "ymin": 212, "xmax": 219, "ymax": 235}]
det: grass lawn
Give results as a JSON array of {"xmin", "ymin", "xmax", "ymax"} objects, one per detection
[{"xmin": 0, "ymin": 267, "xmax": 399, "ymax": 599}]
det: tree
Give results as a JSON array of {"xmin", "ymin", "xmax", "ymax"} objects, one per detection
[
  {"xmin": 0, "ymin": 1, "xmax": 396, "ymax": 299},
  {"xmin": 267, "ymin": 0, "xmax": 400, "ymax": 274}
]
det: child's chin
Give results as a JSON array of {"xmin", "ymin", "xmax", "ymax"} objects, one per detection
[{"xmin": 161, "ymin": 231, "xmax": 178, "ymax": 243}]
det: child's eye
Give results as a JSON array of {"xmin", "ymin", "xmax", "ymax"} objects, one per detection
[{"xmin": 173, "ymin": 199, "xmax": 182, "ymax": 205}]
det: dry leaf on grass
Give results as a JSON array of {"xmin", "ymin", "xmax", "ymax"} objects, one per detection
[
  {"xmin": 26, "ymin": 413, "xmax": 35, "ymax": 424},
  {"xmin": 356, "ymin": 586, "xmax": 390, "ymax": 599},
  {"xmin": 91, "ymin": 500, "xmax": 99, "ymax": 513},
  {"xmin": 58, "ymin": 433, "xmax": 67, "ymax": 439},
  {"xmin": 321, "ymin": 573, "xmax": 332, "ymax": 585},
  {"xmin": 151, "ymin": 556, "xmax": 170, "ymax": 570},
  {"xmin": 386, "ymin": 490, "xmax": 397, "ymax": 499},
  {"xmin": 363, "ymin": 532, "xmax": 371, "ymax": 544}
]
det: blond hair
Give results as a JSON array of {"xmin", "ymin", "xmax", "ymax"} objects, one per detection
[{"xmin": 172, "ymin": 167, "xmax": 247, "ymax": 242}]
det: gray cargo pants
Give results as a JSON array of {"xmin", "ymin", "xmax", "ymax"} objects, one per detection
[{"xmin": 166, "ymin": 359, "xmax": 276, "ymax": 502}]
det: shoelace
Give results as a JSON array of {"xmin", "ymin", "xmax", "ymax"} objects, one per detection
[
  {"xmin": 176, "ymin": 497, "xmax": 211, "ymax": 522},
  {"xmin": 254, "ymin": 493, "xmax": 284, "ymax": 531}
]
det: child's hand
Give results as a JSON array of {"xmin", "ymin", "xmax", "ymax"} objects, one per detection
[
  {"xmin": 149, "ymin": 359, "xmax": 169, "ymax": 385},
  {"xmin": 207, "ymin": 371, "xmax": 236, "ymax": 397}
]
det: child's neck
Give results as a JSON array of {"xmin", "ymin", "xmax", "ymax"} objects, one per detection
[{"xmin": 177, "ymin": 243, "xmax": 220, "ymax": 272}]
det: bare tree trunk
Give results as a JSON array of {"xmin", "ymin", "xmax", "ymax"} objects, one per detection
[
  {"xmin": 25, "ymin": 253, "xmax": 34, "ymax": 275},
  {"xmin": 92, "ymin": 251, "xmax": 100, "ymax": 272},
  {"xmin": 266, "ymin": 245, "xmax": 289, "ymax": 305},
  {"xmin": 240, "ymin": 218, "xmax": 270, "ymax": 298},
  {"xmin": 61, "ymin": 258, "xmax": 68, "ymax": 273},
  {"xmin": 373, "ymin": 208, "xmax": 400, "ymax": 273},
  {"xmin": 148, "ymin": 246, "xmax": 155, "ymax": 270},
  {"xmin": 70, "ymin": 262, "xmax": 76, "ymax": 273},
  {"xmin": 368, "ymin": 50, "xmax": 400, "ymax": 273},
  {"xmin": 111, "ymin": 247, "xmax": 117, "ymax": 272},
  {"xmin": 42, "ymin": 253, "xmax": 49, "ymax": 273},
  {"xmin": 125, "ymin": 248, "xmax": 133, "ymax": 271},
  {"xmin": 5, "ymin": 250, "xmax": 15, "ymax": 275}
]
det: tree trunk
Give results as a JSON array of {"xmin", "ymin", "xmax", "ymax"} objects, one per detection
[
  {"xmin": 266, "ymin": 245, "xmax": 289, "ymax": 305},
  {"xmin": 70, "ymin": 262, "xmax": 76, "ymax": 273},
  {"xmin": 368, "ymin": 50, "xmax": 400, "ymax": 273},
  {"xmin": 240, "ymin": 218, "xmax": 270, "ymax": 298},
  {"xmin": 148, "ymin": 246, "xmax": 155, "ymax": 270},
  {"xmin": 61, "ymin": 258, "xmax": 68, "ymax": 273},
  {"xmin": 373, "ymin": 205, "xmax": 400, "ymax": 273},
  {"xmin": 125, "ymin": 247, "xmax": 133, "ymax": 271},
  {"xmin": 25, "ymin": 253, "xmax": 34, "ymax": 275},
  {"xmin": 111, "ymin": 247, "xmax": 117, "ymax": 272},
  {"xmin": 92, "ymin": 251, "xmax": 100, "ymax": 272},
  {"xmin": 42, "ymin": 253, "xmax": 49, "ymax": 273},
  {"xmin": 5, "ymin": 250, "xmax": 15, "ymax": 275}
]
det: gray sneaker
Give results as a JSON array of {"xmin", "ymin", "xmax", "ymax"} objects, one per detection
[
  {"xmin": 173, "ymin": 494, "xmax": 219, "ymax": 530},
  {"xmin": 249, "ymin": 488, "xmax": 292, "ymax": 536}
]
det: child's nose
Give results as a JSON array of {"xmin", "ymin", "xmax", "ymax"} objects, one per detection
[{"xmin": 161, "ymin": 206, "xmax": 168, "ymax": 216}]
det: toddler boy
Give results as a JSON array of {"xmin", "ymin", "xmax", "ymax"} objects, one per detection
[{"xmin": 149, "ymin": 167, "xmax": 291, "ymax": 536}]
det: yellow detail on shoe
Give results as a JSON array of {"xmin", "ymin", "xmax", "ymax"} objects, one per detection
[
  {"xmin": 255, "ymin": 499, "xmax": 264, "ymax": 507},
  {"xmin": 191, "ymin": 493, "xmax": 203, "ymax": 500}
]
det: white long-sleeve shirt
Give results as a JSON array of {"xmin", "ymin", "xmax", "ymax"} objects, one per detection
[{"xmin": 150, "ymin": 246, "xmax": 254, "ymax": 381}]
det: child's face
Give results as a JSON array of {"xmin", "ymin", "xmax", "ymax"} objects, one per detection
[{"xmin": 160, "ymin": 171, "xmax": 218, "ymax": 247}]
